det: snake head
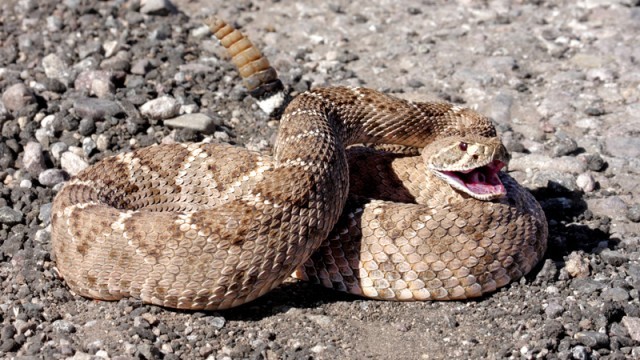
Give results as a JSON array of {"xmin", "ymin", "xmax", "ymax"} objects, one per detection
[{"xmin": 423, "ymin": 135, "xmax": 511, "ymax": 201}]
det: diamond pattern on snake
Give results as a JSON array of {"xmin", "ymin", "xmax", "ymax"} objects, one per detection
[{"xmin": 50, "ymin": 17, "xmax": 548, "ymax": 310}]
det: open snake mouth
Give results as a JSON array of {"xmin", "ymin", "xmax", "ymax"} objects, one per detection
[{"xmin": 434, "ymin": 160, "xmax": 506, "ymax": 200}]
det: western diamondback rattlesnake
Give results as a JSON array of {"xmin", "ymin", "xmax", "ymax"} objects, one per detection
[{"xmin": 50, "ymin": 18, "xmax": 547, "ymax": 310}]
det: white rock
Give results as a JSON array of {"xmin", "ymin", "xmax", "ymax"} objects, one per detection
[
  {"xmin": 576, "ymin": 173, "xmax": 596, "ymax": 193},
  {"xmin": 140, "ymin": 96, "xmax": 180, "ymax": 120},
  {"xmin": 623, "ymin": 316, "xmax": 640, "ymax": 342},
  {"xmin": 23, "ymin": 141, "xmax": 46, "ymax": 176},
  {"xmin": 50, "ymin": 142, "xmax": 69, "ymax": 160},
  {"xmin": 140, "ymin": 0, "xmax": 177, "ymax": 15},
  {"xmin": 190, "ymin": 25, "xmax": 211, "ymax": 38},
  {"xmin": 42, "ymin": 53, "xmax": 71, "ymax": 82},
  {"xmin": 565, "ymin": 252, "xmax": 590, "ymax": 279},
  {"xmin": 164, "ymin": 113, "xmax": 218, "ymax": 133},
  {"xmin": 60, "ymin": 151, "xmax": 89, "ymax": 176},
  {"xmin": 103, "ymin": 40, "xmax": 119, "ymax": 58}
]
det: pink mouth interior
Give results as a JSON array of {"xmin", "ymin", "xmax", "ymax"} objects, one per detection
[{"xmin": 441, "ymin": 160, "xmax": 506, "ymax": 197}]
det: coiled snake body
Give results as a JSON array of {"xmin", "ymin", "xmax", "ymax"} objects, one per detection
[{"xmin": 50, "ymin": 19, "xmax": 547, "ymax": 310}]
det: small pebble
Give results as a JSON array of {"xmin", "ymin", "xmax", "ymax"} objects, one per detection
[
  {"xmin": 140, "ymin": 0, "xmax": 177, "ymax": 15},
  {"xmin": 136, "ymin": 343, "xmax": 163, "ymax": 359},
  {"xmin": 570, "ymin": 345, "xmax": 590, "ymax": 360},
  {"xmin": 206, "ymin": 316, "xmax": 226, "ymax": 330},
  {"xmin": 50, "ymin": 142, "xmax": 69, "ymax": 160},
  {"xmin": 140, "ymin": 96, "xmax": 181, "ymax": 120},
  {"xmin": 599, "ymin": 249, "xmax": 627, "ymax": 267},
  {"xmin": 164, "ymin": 113, "xmax": 219, "ymax": 134},
  {"xmin": 578, "ymin": 153, "xmax": 606, "ymax": 172},
  {"xmin": 39, "ymin": 169, "xmax": 68, "ymax": 186},
  {"xmin": 60, "ymin": 151, "xmax": 89, "ymax": 176},
  {"xmin": 574, "ymin": 331, "xmax": 610, "ymax": 349},
  {"xmin": 131, "ymin": 59, "xmax": 155, "ymax": 75},
  {"xmin": 565, "ymin": 253, "xmax": 590, "ymax": 278},
  {"xmin": 38, "ymin": 203, "xmax": 52, "ymax": 223},
  {"xmin": 13, "ymin": 319, "xmax": 32, "ymax": 335},
  {"xmin": 191, "ymin": 25, "xmax": 212, "ymax": 38},
  {"xmin": 102, "ymin": 40, "xmax": 119, "ymax": 58},
  {"xmin": 622, "ymin": 316, "xmax": 640, "ymax": 342},
  {"xmin": 74, "ymin": 70, "xmax": 115, "ymax": 98},
  {"xmin": 545, "ymin": 301, "xmax": 565, "ymax": 318},
  {"xmin": 78, "ymin": 118, "xmax": 96, "ymax": 136},
  {"xmin": 601, "ymin": 287, "xmax": 630, "ymax": 302},
  {"xmin": 310, "ymin": 345, "xmax": 327, "ymax": 354},
  {"xmin": 0, "ymin": 206, "xmax": 23, "ymax": 225},
  {"xmin": 627, "ymin": 204, "xmax": 640, "ymax": 223},
  {"xmin": 19, "ymin": 179, "xmax": 32, "ymax": 188},
  {"xmin": 214, "ymin": 131, "xmax": 230, "ymax": 142},
  {"xmin": 100, "ymin": 50, "xmax": 131, "ymax": 72},
  {"xmin": 42, "ymin": 53, "xmax": 71, "ymax": 83},
  {"xmin": 586, "ymin": 196, "xmax": 629, "ymax": 221},
  {"xmin": 576, "ymin": 173, "xmax": 596, "ymax": 192},
  {"xmin": 96, "ymin": 134, "xmax": 110, "ymax": 152},
  {"xmin": 22, "ymin": 142, "xmax": 46, "ymax": 176},
  {"xmin": 82, "ymin": 138, "xmax": 97, "ymax": 156},
  {"xmin": 52, "ymin": 320, "xmax": 76, "ymax": 334},
  {"xmin": 2, "ymin": 83, "xmax": 36, "ymax": 112},
  {"xmin": 73, "ymin": 98, "xmax": 123, "ymax": 120},
  {"xmin": 547, "ymin": 133, "xmax": 578, "ymax": 157}
]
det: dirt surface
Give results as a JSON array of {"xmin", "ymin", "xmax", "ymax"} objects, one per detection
[{"xmin": 1, "ymin": 0, "xmax": 640, "ymax": 359}]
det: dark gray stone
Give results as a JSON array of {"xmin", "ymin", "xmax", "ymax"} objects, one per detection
[
  {"xmin": 0, "ymin": 142, "xmax": 16, "ymax": 169},
  {"xmin": 627, "ymin": 204, "xmax": 640, "ymax": 223},
  {"xmin": 545, "ymin": 301, "xmax": 565, "ymax": 318},
  {"xmin": 599, "ymin": 249, "xmax": 628, "ymax": 267},
  {"xmin": 0, "ymin": 338, "xmax": 19, "ymax": 353},
  {"xmin": 579, "ymin": 153, "xmax": 606, "ymax": 172},
  {"xmin": 73, "ymin": 98, "xmax": 122, "ymax": 120},
  {"xmin": 602, "ymin": 287, "xmax": 630, "ymax": 302},
  {"xmin": 78, "ymin": 118, "xmax": 96, "ymax": 136},
  {"xmin": 0, "ymin": 206, "xmax": 23, "ymax": 224},
  {"xmin": 547, "ymin": 132, "xmax": 578, "ymax": 157},
  {"xmin": 38, "ymin": 203, "xmax": 53, "ymax": 223},
  {"xmin": 575, "ymin": 331, "xmax": 610, "ymax": 349}
]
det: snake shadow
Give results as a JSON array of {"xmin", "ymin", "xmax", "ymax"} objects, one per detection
[{"xmin": 528, "ymin": 180, "xmax": 613, "ymax": 261}]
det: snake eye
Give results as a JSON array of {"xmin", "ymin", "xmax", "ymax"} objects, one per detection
[{"xmin": 459, "ymin": 142, "xmax": 468, "ymax": 151}]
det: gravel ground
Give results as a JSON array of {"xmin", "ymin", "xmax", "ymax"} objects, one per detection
[{"xmin": 1, "ymin": 0, "xmax": 640, "ymax": 359}]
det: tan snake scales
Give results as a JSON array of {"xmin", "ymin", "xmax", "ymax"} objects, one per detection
[{"xmin": 50, "ymin": 18, "xmax": 547, "ymax": 310}]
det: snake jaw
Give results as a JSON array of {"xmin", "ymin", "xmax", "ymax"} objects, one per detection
[{"xmin": 431, "ymin": 159, "xmax": 507, "ymax": 201}]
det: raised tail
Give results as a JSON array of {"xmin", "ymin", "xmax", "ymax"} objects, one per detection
[{"xmin": 206, "ymin": 16, "xmax": 288, "ymax": 116}]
